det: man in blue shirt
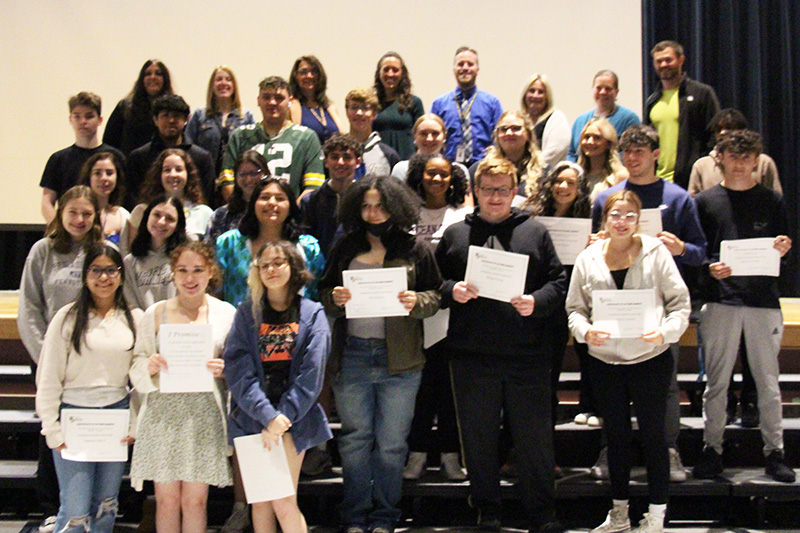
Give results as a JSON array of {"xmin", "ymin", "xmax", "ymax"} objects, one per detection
[
  {"xmin": 567, "ymin": 70, "xmax": 640, "ymax": 161},
  {"xmin": 592, "ymin": 125, "xmax": 706, "ymax": 484},
  {"xmin": 431, "ymin": 47, "xmax": 503, "ymax": 167}
]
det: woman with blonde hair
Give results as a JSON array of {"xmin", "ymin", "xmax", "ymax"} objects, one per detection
[
  {"xmin": 520, "ymin": 73, "xmax": 571, "ymax": 169},
  {"xmin": 186, "ymin": 66, "xmax": 255, "ymax": 177},
  {"xmin": 470, "ymin": 110, "xmax": 545, "ymax": 204},
  {"xmin": 577, "ymin": 117, "xmax": 629, "ymax": 201}
]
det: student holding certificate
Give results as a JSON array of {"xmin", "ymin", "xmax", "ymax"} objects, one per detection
[
  {"xmin": 129, "ymin": 241, "xmax": 236, "ymax": 532},
  {"xmin": 566, "ymin": 190, "xmax": 690, "ymax": 533},
  {"xmin": 403, "ymin": 152, "xmax": 471, "ymax": 480},
  {"xmin": 319, "ymin": 175, "xmax": 441, "ymax": 533},
  {"xmin": 36, "ymin": 244, "xmax": 141, "ymax": 533},
  {"xmin": 692, "ymin": 130, "xmax": 795, "ymax": 483},
  {"xmin": 436, "ymin": 155, "xmax": 566, "ymax": 533},
  {"xmin": 224, "ymin": 240, "xmax": 332, "ymax": 533}
]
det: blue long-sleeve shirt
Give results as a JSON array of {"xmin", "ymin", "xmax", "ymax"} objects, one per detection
[{"xmin": 430, "ymin": 86, "xmax": 502, "ymax": 166}]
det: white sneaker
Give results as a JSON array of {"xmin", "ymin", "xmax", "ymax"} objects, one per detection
[
  {"xmin": 591, "ymin": 505, "xmax": 631, "ymax": 533},
  {"xmin": 574, "ymin": 412, "xmax": 590, "ymax": 425},
  {"xmin": 39, "ymin": 516, "xmax": 57, "ymax": 533},
  {"xmin": 669, "ymin": 448, "xmax": 687, "ymax": 483},
  {"xmin": 440, "ymin": 452, "xmax": 467, "ymax": 480},
  {"xmin": 587, "ymin": 415, "xmax": 604, "ymax": 427},
  {"xmin": 629, "ymin": 512, "xmax": 663, "ymax": 533},
  {"xmin": 403, "ymin": 451, "xmax": 427, "ymax": 480}
]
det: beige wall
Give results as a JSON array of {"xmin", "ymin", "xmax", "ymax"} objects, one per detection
[{"xmin": 0, "ymin": 0, "xmax": 641, "ymax": 225}]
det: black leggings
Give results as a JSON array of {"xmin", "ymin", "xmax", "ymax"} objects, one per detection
[{"xmin": 587, "ymin": 350, "xmax": 672, "ymax": 504}]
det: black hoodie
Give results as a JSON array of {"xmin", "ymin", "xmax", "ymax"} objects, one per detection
[{"xmin": 435, "ymin": 209, "xmax": 566, "ymax": 357}]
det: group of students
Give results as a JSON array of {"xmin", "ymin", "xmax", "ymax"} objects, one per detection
[{"xmin": 23, "ymin": 45, "xmax": 796, "ymax": 533}]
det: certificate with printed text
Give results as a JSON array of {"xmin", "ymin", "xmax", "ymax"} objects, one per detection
[
  {"xmin": 637, "ymin": 208, "xmax": 663, "ymax": 238},
  {"xmin": 720, "ymin": 238, "xmax": 780, "ymax": 277},
  {"xmin": 343, "ymin": 267, "xmax": 409, "ymax": 319},
  {"xmin": 536, "ymin": 216, "xmax": 592, "ymax": 265},
  {"xmin": 234, "ymin": 434, "xmax": 295, "ymax": 503},
  {"xmin": 592, "ymin": 289, "xmax": 658, "ymax": 338},
  {"xmin": 61, "ymin": 408, "xmax": 129, "ymax": 462},
  {"xmin": 159, "ymin": 323, "xmax": 214, "ymax": 393},
  {"xmin": 465, "ymin": 246, "xmax": 529, "ymax": 303}
]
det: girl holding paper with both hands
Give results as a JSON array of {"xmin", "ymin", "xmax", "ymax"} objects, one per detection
[
  {"xmin": 35, "ymin": 244, "xmax": 142, "ymax": 533},
  {"xmin": 129, "ymin": 241, "xmax": 235, "ymax": 533},
  {"xmin": 223, "ymin": 240, "xmax": 332, "ymax": 533},
  {"xmin": 319, "ymin": 175, "xmax": 441, "ymax": 533},
  {"xmin": 565, "ymin": 190, "xmax": 690, "ymax": 533}
]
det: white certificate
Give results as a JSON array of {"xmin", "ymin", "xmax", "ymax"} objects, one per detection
[
  {"xmin": 637, "ymin": 208, "xmax": 663, "ymax": 238},
  {"xmin": 61, "ymin": 408, "xmax": 129, "ymax": 462},
  {"xmin": 233, "ymin": 434, "xmax": 294, "ymax": 503},
  {"xmin": 343, "ymin": 267, "xmax": 409, "ymax": 319},
  {"xmin": 465, "ymin": 246, "xmax": 529, "ymax": 303},
  {"xmin": 423, "ymin": 308, "xmax": 449, "ymax": 349},
  {"xmin": 592, "ymin": 289, "xmax": 658, "ymax": 338},
  {"xmin": 159, "ymin": 323, "xmax": 214, "ymax": 393},
  {"xmin": 536, "ymin": 217, "xmax": 592, "ymax": 265},
  {"xmin": 720, "ymin": 238, "xmax": 780, "ymax": 277}
]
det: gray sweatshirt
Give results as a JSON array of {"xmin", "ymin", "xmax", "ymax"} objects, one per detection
[
  {"xmin": 17, "ymin": 238, "xmax": 86, "ymax": 363},
  {"xmin": 122, "ymin": 250, "xmax": 176, "ymax": 311}
]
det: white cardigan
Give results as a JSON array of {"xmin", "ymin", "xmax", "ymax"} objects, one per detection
[{"xmin": 566, "ymin": 234, "xmax": 690, "ymax": 365}]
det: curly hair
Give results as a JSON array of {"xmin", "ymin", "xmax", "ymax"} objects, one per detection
[
  {"xmin": 48, "ymin": 186, "xmax": 103, "ymax": 254},
  {"xmin": 406, "ymin": 153, "xmax": 467, "ymax": 207},
  {"xmin": 66, "ymin": 244, "xmax": 136, "ymax": 355},
  {"xmin": 248, "ymin": 240, "xmax": 313, "ymax": 318},
  {"xmin": 288, "ymin": 55, "xmax": 331, "ymax": 108},
  {"xmin": 338, "ymin": 175, "xmax": 421, "ymax": 234},
  {"xmin": 373, "ymin": 52, "xmax": 413, "ymax": 113},
  {"xmin": 528, "ymin": 161, "xmax": 591, "ymax": 218},
  {"xmin": 323, "ymin": 133, "xmax": 364, "ymax": 158},
  {"xmin": 488, "ymin": 110, "xmax": 544, "ymax": 196},
  {"xmin": 130, "ymin": 194, "xmax": 187, "ymax": 258},
  {"xmin": 716, "ymin": 129, "xmax": 762, "ymax": 157},
  {"xmin": 169, "ymin": 241, "xmax": 222, "ymax": 292},
  {"xmin": 139, "ymin": 148, "xmax": 205, "ymax": 205},
  {"xmin": 238, "ymin": 178, "xmax": 302, "ymax": 241},
  {"xmin": 77, "ymin": 152, "xmax": 126, "ymax": 208},
  {"xmin": 228, "ymin": 150, "xmax": 271, "ymax": 216}
]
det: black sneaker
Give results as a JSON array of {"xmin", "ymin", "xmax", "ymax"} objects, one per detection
[
  {"xmin": 477, "ymin": 509, "xmax": 502, "ymax": 531},
  {"xmin": 530, "ymin": 520, "xmax": 565, "ymax": 533},
  {"xmin": 765, "ymin": 450, "xmax": 796, "ymax": 483},
  {"xmin": 693, "ymin": 446, "xmax": 723, "ymax": 479},
  {"xmin": 740, "ymin": 402, "xmax": 760, "ymax": 428}
]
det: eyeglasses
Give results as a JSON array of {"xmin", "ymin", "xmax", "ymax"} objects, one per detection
[
  {"xmin": 238, "ymin": 169, "xmax": 264, "ymax": 179},
  {"xmin": 608, "ymin": 211, "xmax": 639, "ymax": 223},
  {"xmin": 497, "ymin": 124, "xmax": 524, "ymax": 134},
  {"xmin": 87, "ymin": 266, "xmax": 121, "ymax": 279},
  {"xmin": 297, "ymin": 68, "xmax": 318, "ymax": 76},
  {"xmin": 478, "ymin": 186, "xmax": 513, "ymax": 198},
  {"xmin": 346, "ymin": 104, "xmax": 372, "ymax": 113},
  {"xmin": 256, "ymin": 258, "xmax": 289, "ymax": 272}
]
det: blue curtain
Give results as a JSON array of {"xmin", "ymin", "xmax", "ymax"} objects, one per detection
[{"xmin": 643, "ymin": 0, "xmax": 799, "ymax": 294}]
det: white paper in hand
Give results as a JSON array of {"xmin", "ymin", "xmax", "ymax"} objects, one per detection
[{"xmin": 233, "ymin": 434, "xmax": 295, "ymax": 503}]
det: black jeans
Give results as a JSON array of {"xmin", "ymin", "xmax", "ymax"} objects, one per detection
[
  {"xmin": 587, "ymin": 350, "xmax": 672, "ymax": 504},
  {"xmin": 450, "ymin": 351, "xmax": 555, "ymax": 527}
]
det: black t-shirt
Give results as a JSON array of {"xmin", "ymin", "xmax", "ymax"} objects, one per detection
[
  {"xmin": 259, "ymin": 300, "xmax": 299, "ymax": 404},
  {"xmin": 39, "ymin": 144, "xmax": 126, "ymax": 198}
]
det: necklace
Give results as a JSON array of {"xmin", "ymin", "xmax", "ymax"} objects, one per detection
[{"xmin": 308, "ymin": 105, "xmax": 328, "ymax": 127}]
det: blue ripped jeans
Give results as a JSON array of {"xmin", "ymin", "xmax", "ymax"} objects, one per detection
[
  {"xmin": 332, "ymin": 337, "xmax": 421, "ymax": 530},
  {"xmin": 52, "ymin": 397, "xmax": 129, "ymax": 533}
]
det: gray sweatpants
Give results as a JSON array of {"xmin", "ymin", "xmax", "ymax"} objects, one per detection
[{"xmin": 699, "ymin": 303, "xmax": 784, "ymax": 455}]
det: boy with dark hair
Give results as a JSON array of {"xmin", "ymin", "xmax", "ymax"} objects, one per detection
[
  {"xmin": 126, "ymin": 94, "xmax": 215, "ymax": 208},
  {"xmin": 300, "ymin": 133, "xmax": 363, "ymax": 256},
  {"xmin": 40, "ymin": 92, "xmax": 125, "ymax": 223},
  {"xmin": 693, "ymin": 130, "xmax": 795, "ymax": 483}
]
